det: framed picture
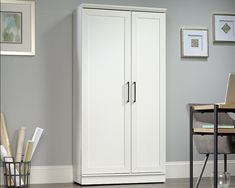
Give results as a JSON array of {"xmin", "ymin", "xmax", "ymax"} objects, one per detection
[
  {"xmin": 213, "ymin": 14, "xmax": 235, "ymax": 42},
  {"xmin": 181, "ymin": 29, "xmax": 209, "ymax": 58},
  {"xmin": 0, "ymin": 0, "xmax": 35, "ymax": 56}
]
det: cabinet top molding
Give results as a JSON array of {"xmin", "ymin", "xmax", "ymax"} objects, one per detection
[{"xmin": 79, "ymin": 3, "xmax": 167, "ymax": 13}]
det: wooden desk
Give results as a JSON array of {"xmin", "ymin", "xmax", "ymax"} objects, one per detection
[
  {"xmin": 189, "ymin": 104, "xmax": 235, "ymax": 188},
  {"xmin": 193, "ymin": 128, "xmax": 235, "ymax": 134},
  {"xmin": 192, "ymin": 104, "xmax": 235, "ymax": 111}
]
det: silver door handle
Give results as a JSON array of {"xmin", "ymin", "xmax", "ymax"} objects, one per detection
[
  {"xmin": 133, "ymin": 82, "xmax": 136, "ymax": 103},
  {"xmin": 126, "ymin": 82, "xmax": 130, "ymax": 103}
]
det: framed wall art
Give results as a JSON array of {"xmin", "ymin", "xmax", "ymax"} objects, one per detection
[
  {"xmin": 181, "ymin": 28, "xmax": 209, "ymax": 58},
  {"xmin": 213, "ymin": 14, "xmax": 235, "ymax": 42},
  {"xmin": 0, "ymin": 0, "xmax": 35, "ymax": 56}
]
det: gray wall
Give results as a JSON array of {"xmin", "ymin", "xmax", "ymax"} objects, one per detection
[{"xmin": 1, "ymin": 0, "xmax": 235, "ymax": 166}]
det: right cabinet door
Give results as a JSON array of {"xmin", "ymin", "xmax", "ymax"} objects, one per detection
[{"xmin": 131, "ymin": 11, "xmax": 166, "ymax": 173}]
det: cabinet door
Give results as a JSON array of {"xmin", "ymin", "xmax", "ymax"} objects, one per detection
[
  {"xmin": 131, "ymin": 12, "xmax": 166, "ymax": 173},
  {"xmin": 82, "ymin": 9, "xmax": 131, "ymax": 174}
]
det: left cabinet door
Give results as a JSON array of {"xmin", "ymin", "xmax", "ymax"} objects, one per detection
[{"xmin": 81, "ymin": 8, "xmax": 131, "ymax": 174}]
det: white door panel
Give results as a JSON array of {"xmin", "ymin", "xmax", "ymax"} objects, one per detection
[
  {"xmin": 132, "ymin": 12, "xmax": 165, "ymax": 173},
  {"xmin": 82, "ymin": 9, "xmax": 131, "ymax": 174}
]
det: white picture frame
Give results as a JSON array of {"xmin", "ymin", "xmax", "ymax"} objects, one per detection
[
  {"xmin": 181, "ymin": 28, "xmax": 209, "ymax": 58},
  {"xmin": 0, "ymin": 0, "xmax": 35, "ymax": 56},
  {"xmin": 213, "ymin": 14, "xmax": 235, "ymax": 42}
]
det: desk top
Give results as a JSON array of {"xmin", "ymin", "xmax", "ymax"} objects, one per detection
[
  {"xmin": 193, "ymin": 128, "xmax": 235, "ymax": 134},
  {"xmin": 192, "ymin": 104, "xmax": 235, "ymax": 111}
]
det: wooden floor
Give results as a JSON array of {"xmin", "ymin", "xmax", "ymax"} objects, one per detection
[{"xmin": 7, "ymin": 177, "xmax": 234, "ymax": 188}]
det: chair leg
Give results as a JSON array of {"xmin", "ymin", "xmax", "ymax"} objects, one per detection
[
  {"xmin": 195, "ymin": 154, "xmax": 209, "ymax": 188},
  {"xmin": 224, "ymin": 154, "xmax": 227, "ymax": 172}
]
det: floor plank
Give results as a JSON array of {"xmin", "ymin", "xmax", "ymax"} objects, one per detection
[{"xmin": 1, "ymin": 177, "xmax": 235, "ymax": 188}]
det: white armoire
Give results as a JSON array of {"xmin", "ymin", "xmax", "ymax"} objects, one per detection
[{"xmin": 73, "ymin": 4, "xmax": 166, "ymax": 185}]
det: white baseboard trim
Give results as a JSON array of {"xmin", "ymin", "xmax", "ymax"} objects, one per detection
[
  {"xmin": 166, "ymin": 160, "xmax": 235, "ymax": 178},
  {"xmin": 1, "ymin": 160, "xmax": 235, "ymax": 184},
  {"xmin": 30, "ymin": 165, "xmax": 73, "ymax": 184},
  {"xmin": 0, "ymin": 165, "xmax": 73, "ymax": 185}
]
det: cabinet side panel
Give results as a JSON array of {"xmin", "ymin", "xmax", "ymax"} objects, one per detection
[
  {"xmin": 159, "ymin": 13, "xmax": 166, "ymax": 175},
  {"xmin": 72, "ymin": 7, "xmax": 82, "ymax": 183}
]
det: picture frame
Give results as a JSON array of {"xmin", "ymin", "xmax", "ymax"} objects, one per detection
[
  {"xmin": 213, "ymin": 14, "xmax": 235, "ymax": 42},
  {"xmin": 0, "ymin": 0, "xmax": 35, "ymax": 56},
  {"xmin": 181, "ymin": 28, "xmax": 209, "ymax": 58}
]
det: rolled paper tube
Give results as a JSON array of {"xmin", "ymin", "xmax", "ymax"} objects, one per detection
[
  {"xmin": 23, "ymin": 140, "xmax": 33, "ymax": 176},
  {"xmin": 23, "ymin": 140, "xmax": 33, "ymax": 162},
  {"xmin": 15, "ymin": 127, "xmax": 26, "ymax": 162},
  {"xmin": 31, "ymin": 127, "xmax": 43, "ymax": 160},
  {"xmin": 0, "ymin": 113, "xmax": 12, "ymax": 156}
]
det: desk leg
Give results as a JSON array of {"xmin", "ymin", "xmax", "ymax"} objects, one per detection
[
  {"xmin": 190, "ymin": 106, "xmax": 194, "ymax": 188},
  {"xmin": 214, "ymin": 105, "xmax": 218, "ymax": 188},
  {"xmin": 224, "ymin": 154, "xmax": 227, "ymax": 172}
]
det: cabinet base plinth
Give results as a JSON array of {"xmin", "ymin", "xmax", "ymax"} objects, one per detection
[{"xmin": 74, "ymin": 173, "xmax": 166, "ymax": 185}]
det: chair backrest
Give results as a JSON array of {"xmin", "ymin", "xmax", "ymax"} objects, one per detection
[{"xmin": 225, "ymin": 73, "xmax": 235, "ymax": 104}]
